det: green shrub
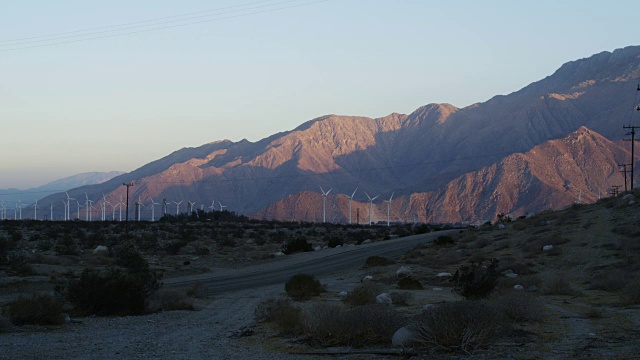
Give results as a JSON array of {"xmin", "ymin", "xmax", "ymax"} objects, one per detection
[
  {"xmin": 398, "ymin": 277, "xmax": 423, "ymax": 290},
  {"xmin": 452, "ymin": 259, "xmax": 500, "ymax": 299},
  {"xmin": 365, "ymin": 255, "xmax": 392, "ymax": 267},
  {"xmin": 282, "ymin": 237, "xmax": 313, "ymax": 255},
  {"xmin": 343, "ymin": 282, "xmax": 385, "ymax": 307},
  {"xmin": 411, "ymin": 300, "xmax": 509, "ymax": 354},
  {"xmin": 55, "ymin": 235, "xmax": 79, "ymax": 256},
  {"xmin": 2, "ymin": 294, "xmax": 65, "ymax": 326},
  {"xmin": 67, "ymin": 267, "xmax": 161, "ymax": 316},
  {"xmin": 113, "ymin": 243, "xmax": 149, "ymax": 272},
  {"xmin": 284, "ymin": 274, "xmax": 324, "ymax": 300},
  {"xmin": 326, "ymin": 236, "xmax": 344, "ymax": 248}
]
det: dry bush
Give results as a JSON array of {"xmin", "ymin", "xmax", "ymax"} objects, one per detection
[
  {"xmin": 511, "ymin": 221, "xmax": 528, "ymax": 231},
  {"xmin": 411, "ymin": 301, "xmax": 509, "ymax": 354},
  {"xmin": 452, "ymin": 259, "xmax": 500, "ymax": 299},
  {"xmin": 303, "ymin": 303, "xmax": 405, "ymax": 347},
  {"xmin": 621, "ymin": 279, "xmax": 640, "ymax": 305},
  {"xmin": 2, "ymin": 293, "xmax": 65, "ymax": 326},
  {"xmin": 285, "ymin": 274, "xmax": 324, "ymax": 300},
  {"xmin": 343, "ymin": 282, "xmax": 386, "ymax": 307},
  {"xmin": 255, "ymin": 298, "xmax": 303, "ymax": 335},
  {"xmin": 148, "ymin": 289, "xmax": 194, "ymax": 311},
  {"xmin": 543, "ymin": 276, "xmax": 575, "ymax": 295},
  {"xmin": 398, "ymin": 277, "xmax": 423, "ymax": 290},
  {"xmin": 390, "ymin": 291, "xmax": 413, "ymax": 306},
  {"xmin": 365, "ymin": 255, "xmax": 393, "ymax": 267},
  {"xmin": 589, "ymin": 270, "xmax": 627, "ymax": 292},
  {"xmin": 490, "ymin": 291, "xmax": 544, "ymax": 322},
  {"xmin": 497, "ymin": 274, "xmax": 542, "ymax": 291}
]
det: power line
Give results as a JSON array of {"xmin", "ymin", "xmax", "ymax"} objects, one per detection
[{"xmin": 0, "ymin": 0, "xmax": 328, "ymax": 52}]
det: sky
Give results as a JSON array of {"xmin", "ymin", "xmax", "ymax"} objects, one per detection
[{"xmin": 1, "ymin": 0, "xmax": 638, "ymax": 189}]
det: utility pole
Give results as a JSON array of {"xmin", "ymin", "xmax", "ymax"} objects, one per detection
[
  {"xmin": 623, "ymin": 125, "xmax": 638, "ymax": 191},
  {"xmin": 123, "ymin": 182, "xmax": 134, "ymax": 234},
  {"xmin": 608, "ymin": 185, "xmax": 621, "ymax": 198},
  {"xmin": 619, "ymin": 163, "xmax": 631, "ymax": 193}
]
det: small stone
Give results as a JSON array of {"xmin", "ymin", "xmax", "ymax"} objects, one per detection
[
  {"xmin": 392, "ymin": 326, "xmax": 416, "ymax": 347},
  {"xmin": 376, "ymin": 293, "xmax": 393, "ymax": 305},
  {"xmin": 542, "ymin": 245, "xmax": 554, "ymax": 251},
  {"xmin": 505, "ymin": 273, "xmax": 519, "ymax": 278},
  {"xmin": 436, "ymin": 272, "xmax": 452, "ymax": 277},
  {"xmin": 338, "ymin": 291, "xmax": 348, "ymax": 298},
  {"xmin": 513, "ymin": 284, "xmax": 525, "ymax": 290},
  {"xmin": 362, "ymin": 275, "xmax": 374, "ymax": 282},
  {"xmin": 432, "ymin": 287, "xmax": 443, "ymax": 291}
]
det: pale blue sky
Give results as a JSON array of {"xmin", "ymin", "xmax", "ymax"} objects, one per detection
[{"xmin": 1, "ymin": 0, "xmax": 637, "ymax": 188}]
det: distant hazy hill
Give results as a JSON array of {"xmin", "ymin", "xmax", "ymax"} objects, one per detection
[
  {"xmin": 0, "ymin": 171, "xmax": 124, "ymax": 206},
  {"xmin": 38, "ymin": 46, "xmax": 640, "ymax": 223}
]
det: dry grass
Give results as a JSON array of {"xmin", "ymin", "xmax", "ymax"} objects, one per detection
[
  {"xmin": 343, "ymin": 282, "xmax": 386, "ymax": 307},
  {"xmin": 489, "ymin": 291, "xmax": 544, "ymax": 322},
  {"xmin": 255, "ymin": 298, "xmax": 304, "ymax": 336},
  {"xmin": 148, "ymin": 289, "xmax": 195, "ymax": 311},
  {"xmin": 2, "ymin": 293, "xmax": 65, "ymax": 326}
]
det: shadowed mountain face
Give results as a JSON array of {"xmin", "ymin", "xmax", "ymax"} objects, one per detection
[{"xmin": 37, "ymin": 46, "xmax": 640, "ymax": 222}]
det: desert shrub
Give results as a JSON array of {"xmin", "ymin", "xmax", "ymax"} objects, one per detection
[
  {"xmin": 434, "ymin": 235, "xmax": 455, "ymax": 246},
  {"xmin": 36, "ymin": 240, "xmax": 54, "ymax": 251},
  {"xmin": 284, "ymin": 274, "xmax": 324, "ymax": 300},
  {"xmin": 326, "ymin": 236, "xmax": 344, "ymax": 248},
  {"xmin": 303, "ymin": 303, "xmax": 405, "ymax": 347},
  {"xmin": 543, "ymin": 276, "xmax": 575, "ymax": 295},
  {"xmin": 621, "ymin": 279, "xmax": 640, "ymax": 305},
  {"xmin": 67, "ymin": 267, "xmax": 161, "ymax": 316},
  {"xmin": 55, "ymin": 235, "xmax": 79, "ymax": 256},
  {"xmin": 5, "ymin": 252, "xmax": 35, "ymax": 275},
  {"xmin": 148, "ymin": 289, "xmax": 194, "ymax": 311},
  {"xmin": 490, "ymin": 291, "xmax": 543, "ymax": 322},
  {"xmin": 2, "ymin": 294, "xmax": 65, "ymax": 326},
  {"xmin": 584, "ymin": 307, "xmax": 604, "ymax": 319},
  {"xmin": 398, "ymin": 277, "xmax": 423, "ymax": 290},
  {"xmin": 113, "ymin": 243, "xmax": 149, "ymax": 272},
  {"xmin": 255, "ymin": 298, "xmax": 303, "ymax": 335},
  {"xmin": 0, "ymin": 315, "xmax": 11, "ymax": 332},
  {"xmin": 343, "ymin": 282, "xmax": 386, "ymax": 307},
  {"xmin": 365, "ymin": 255, "xmax": 392, "ymax": 267},
  {"xmin": 589, "ymin": 270, "xmax": 627, "ymax": 292},
  {"xmin": 162, "ymin": 240, "xmax": 185, "ymax": 255},
  {"xmin": 411, "ymin": 300, "xmax": 509, "ymax": 354},
  {"xmin": 389, "ymin": 291, "xmax": 413, "ymax": 306},
  {"xmin": 452, "ymin": 259, "xmax": 500, "ymax": 299},
  {"xmin": 282, "ymin": 237, "xmax": 312, "ymax": 255}
]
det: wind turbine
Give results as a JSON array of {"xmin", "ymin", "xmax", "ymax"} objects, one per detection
[
  {"xmin": 101, "ymin": 195, "xmax": 110, "ymax": 221},
  {"xmin": 345, "ymin": 188, "xmax": 357, "ymax": 225},
  {"xmin": 383, "ymin": 192, "xmax": 394, "ymax": 226},
  {"xmin": 209, "ymin": 200, "xmax": 216, "ymax": 212},
  {"xmin": 364, "ymin": 191, "xmax": 379, "ymax": 226},
  {"xmin": 149, "ymin": 197, "xmax": 159, "ymax": 221},
  {"xmin": 84, "ymin": 193, "xmax": 94, "ymax": 221},
  {"xmin": 319, "ymin": 186, "xmax": 332, "ymax": 223},
  {"xmin": 33, "ymin": 200, "xmax": 39, "ymax": 220},
  {"xmin": 17, "ymin": 200, "xmax": 22, "ymax": 220},
  {"xmin": 162, "ymin": 198, "xmax": 168, "ymax": 215},
  {"xmin": 13, "ymin": 204, "xmax": 17, "ymax": 220},
  {"xmin": 136, "ymin": 196, "xmax": 144, "ymax": 221},
  {"xmin": 118, "ymin": 196, "xmax": 125, "ymax": 221},
  {"xmin": 188, "ymin": 200, "xmax": 196, "ymax": 214},
  {"xmin": 65, "ymin": 192, "xmax": 75, "ymax": 220},
  {"xmin": 218, "ymin": 201, "xmax": 226, "ymax": 211},
  {"xmin": 74, "ymin": 199, "xmax": 83, "ymax": 220},
  {"xmin": 111, "ymin": 202, "xmax": 117, "ymax": 221},
  {"xmin": 173, "ymin": 200, "xmax": 183, "ymax": 215},
  {"xmin": 50, "ymin": 203, "xmax": 54, "ymax": 221}
]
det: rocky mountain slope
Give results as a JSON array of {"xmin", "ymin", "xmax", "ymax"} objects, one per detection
[{"xmin": 37, "ymin": 46, "xmax": 640, "ymax": 222}]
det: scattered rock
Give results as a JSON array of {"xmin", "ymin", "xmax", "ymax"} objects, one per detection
[
  {"xmin": 505, "ymin": 273, "xmax": 519, "ymax": 278},
  {"xmin": 422, "ymin": 304, "xmax": 435, "ymax": 311},
  {"xmin": 527, "ymin": 285, "xmax": 538, "ymax": 292},
  {"xmin": 314, "ymin": 246, "xmax": 321, "ymax": 251},
  {"xmin": 92, "ymin": 245, "xmax": 109, "ymax": 255},
  {"xmin": 273, "ymin": 251, "xmax": 285, "ymax": 256},
  {"xmin": 622, "ymin": 194, "xmax": 635, "ymax": 201},
  {"xmin": 392, "ymin": 326, "xmax": 417, "ymax": 347},
  {"xmin": 338, "ymin": 291, "xmax": 348, "ymax": 298},
  {"xmin": 362, "ymin": 275, "xmax": 374, "ymax": 282},
  {"xmin": 228, "ymin": 327, "xmax": 254, "ymax": 338},
  {"xmin": 396, "ymin": 266, "xmax": 413, "ymax": 279},
  {"xmin": 376, "ymin": 293, "xmax": 393, "ymax": 305},
  {"xmin": 436, "ymin": 272, "xmax": 452, "ymax": 278},
  {"xmin": 513, "ymin": 284, "xmax": 525, "ymax": 290},
  {"xmin": 498, "ymin": 224, "xmax": 506, "ymax": 229},
  {"xmin": 361, "ymin": 239, "xmax": 372, "ymax": 244},
  {"xmin": 542, "ymin": 245, "xmax": 554, "ymax": 251},
  {"xmin": 432, "ymin": 287, "xmax": 443, "ymax": 291}
]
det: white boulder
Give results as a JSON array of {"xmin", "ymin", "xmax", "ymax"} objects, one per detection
[
  {"xmin": 92, "ymin": 245, "xmax": 109, "ymax": 255},
  {"xmin": 542, "ymin": 245, "xmax": 554, "ymax": 251},
  {"xmin": 362, "ymin": 275, "xmax": 374, "ymax": 282},
  {"xmin": 361, "ymin": 239, "xmax": 372, "ymax": 244},
  {"xmin": 376, "ymin": 293, "xmax": 393, "ymax": 305},
  {"xmin": 436, "ymin": 272, "xmax": 452, "ymax": 278},
  {"xmin": 273, "ymin": 251, "xmax": 285, "ymax": 256},
  {"xmin": 505, "ymin": 273, "xmax": 519, "ymax": 278},
  {"xmin": 338, "ymin": 291, "xmax": 348, "ymax": 298},
  {"xmin": 396, "ymin": 266, "xmax": 413, "ymax": 278},
  {"xmin": 314, "ymin": 246, "xmax": 321, "ymax": 251},
  {"xmin": 392, "ymin": 326, "xmax": 416, "ymax": 347},
  {"xmin": 513, "ymin": 284, "xmax": 525, "ymax": 290}
]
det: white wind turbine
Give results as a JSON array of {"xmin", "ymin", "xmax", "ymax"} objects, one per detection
[
  {"xmin": 49, "ymin": 203, "xmax": 54, "ymax": 221},
  {"xmin": 173, "ymin": 200, "xmax": 183, "ymax": 215},
  {"xmin": 319, "ymin": 186, "xmax": 332, "ymax": 223},
  {"xmin": 188, "ymin": 200, "xmax": 196, "ymax": 214},
  {"xmin": 65, "ymin": 192, "xmax": 75, "ymax": 220},
  {"xmin": 218, "ymin": 201, "xmax": 226, "ymax": 211},
  {"xmin": 62, "ymin": 200, "xmax": 67, "ymax": 221},
  {"xmin": 136, "ymin": 196, "xmax": 144, "ymax": 221},
  {"xmin": 101, "ymin": 195, "xmax": 109, "ymax": 221},
  {"xmin": 33, "ymin": 200, "xmax": 39, "ymax": 220},
  {"xmin": 364, "ymin": 191, "xmax": 379, "ymax": 226},
  {"xmin": 13, "ymin": 204, "xmax": 17, "ymax": 220},
  {"xmin": 345, "ymin": 188, "xmax": 357, "ymax": 225},
  {"xmin": 110, "ymin": 202, "xmax": 117, "ymax": 221},
  {"xmin": 84, "ymin": 193, "xmax": 94, "ymax": 221},
  {"xmin": 118, "ymin": 196, "xmax": 125, "ymax": 221},
  {"xmin": 162, "ymin": 199, "xmax": 168, "ymax": 215},
  {"xmin": 75, "ymin": 199, "xmax": 83, "ymax": 220},
  {"xmin": 17, "ymin": 200, "xmax": 22, "ymax": 220},
  {"xmin": 149, "ymin": 197, "xmax": 159, "ymax": 221},
  {"xmin": 383, "ymin": 192, "xmax": 394, "ymax": 226},
  {"xmin": 209, "ymin": 200, "xmax": 216, "ymax": 212}
]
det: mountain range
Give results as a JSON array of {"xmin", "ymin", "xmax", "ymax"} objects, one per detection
[{"xmin": 36, "ymin": 45, "xmax": 640, "ymax": 223}]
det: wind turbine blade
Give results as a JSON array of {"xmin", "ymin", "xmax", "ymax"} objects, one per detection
[
  {"xmin": 351, "ymin": 188, "xmax": 358, "ymax": 198},
  {"xmin": 319, "ymin": 186, "xmax": 324, "ymax": 194},
  {"xmin": 327, "ymin": 188, "xmax": 332, "ymax": 195},
  {"xmin": 364, "ymin": 191, "xmax": 371, "ymax": 200},
  {"xmin": 390, "ymin": 192, "xmax": 394, "ymax": 201}
]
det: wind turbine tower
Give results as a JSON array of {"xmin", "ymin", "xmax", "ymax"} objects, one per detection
[
  {"xmin": 364, "ymin": 191, "xmax": 380, "ymax": 226},
  {"xmin": 49, "ymin": 203, "xmax": 54, "ymax": 221},
  {"xmin": 136, "ymin": 196, "xmax": 144, "ymax": 221},
  {"xmin": 149, "ymin": 197, "xmax": 159, "ymax": 221},
  {"xmin": 218, "ymin": 201, "xmax": 227, "ymax": 211},
  {"xmin": 383, "ymin": 192, "xmax": 394, "ymax": 226},
  {"xmin": 319, "ymin": 186, "xmax": 332, "ymax": 223},
  {"xmin": 173, "ymin": 200, "xmax": 183, "ymax": 216},
  {"xmin": 33, "ymin": 200, "xmax": 39, "ymax": 221},
  {"xmin": 346, "ymin": 188, "xmax": 357, "ymax": 225},
  {"xmin": 188, "ymin": 200, "xmax": 196, "ymax": 214}
]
